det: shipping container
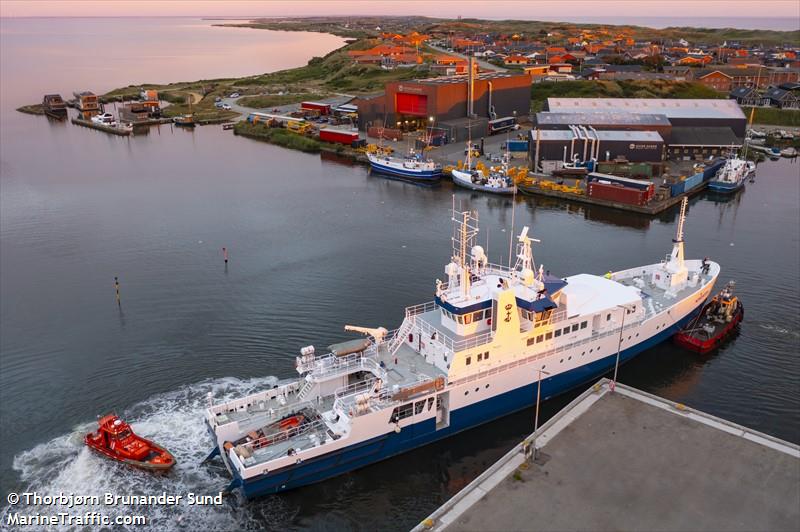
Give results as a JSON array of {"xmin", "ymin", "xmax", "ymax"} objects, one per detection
[
  {"xmin": 319, "ymin": 129, "xmax": 359, "ymax": 145},
  {"xmin": 588, "ymin": 182, "xmax": 648, "ymax": 206},
  {"xmin": 502, "ymin": 139, "xmax": 529, "ymax": 152},
  {"xmin": 300, "ymin": 101, "xmax": 331, "ymax": 115},
  {"xmin": 588, "ymin": 173, "xmax": 654, "ymax": 200}
]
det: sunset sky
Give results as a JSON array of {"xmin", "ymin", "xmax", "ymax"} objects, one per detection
[{"xmin": 2, "ymin": 0, "xmax": 799, "ymax": 20}]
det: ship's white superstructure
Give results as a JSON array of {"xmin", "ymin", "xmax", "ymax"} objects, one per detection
[{"xmin": 205, "ymin": 197, "xmax": 718, "ymax": 497}]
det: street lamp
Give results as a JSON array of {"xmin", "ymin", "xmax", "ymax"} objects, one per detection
[
  {"xmin": 532, "ymin": 367, "xmax": 551, "ymax": 460},
  {"xmin": 612, "ymin": 304, "xmax": 630, "ymax": 392}
]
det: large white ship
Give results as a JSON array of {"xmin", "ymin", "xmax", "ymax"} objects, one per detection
[{"xmin": 205, "ymin": 198, "xmax": 718, "ymax": 497}]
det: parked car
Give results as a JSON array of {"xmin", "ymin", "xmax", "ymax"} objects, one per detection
[
  {"xmin": 214, "ymin": 102, "xmax": 224, "ymax": 108},
  {"xmin": 229, "ymin": 92, "xmax": 240, "ymax": 98},
  {"xmin": 221, "ymin": 103, "xmax": 231, "ymax": 110},
  {"xmin": 214, "ymin": 96, "xmax": 222, "ymax": 102}
]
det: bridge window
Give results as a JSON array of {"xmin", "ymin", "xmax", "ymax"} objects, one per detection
[
  {"xmin": 427, "ymin": 397, "xmax": 434, "ymax": 410},
  {"xmin": 466, "ymin": 356, "xmax": 472, "ymax": 365},
  {"xmin": 563, "ymin": 327, "xmax": 570, "ymax": 335},
  {"xmin": 571, "ymin": 324, "xmax": 579, "ymax": 332},
  {"xmin": 580, "ymin": 321, "xmax": 587, "ymax": 329},
  {"xmin": 485, "ymin": 308, "xmax": 492, "ymax": 319},
  {"xmin": 527, "ymin": 337, "xmax": 536, "ymax": 346},
  {"xmin": 478, "ymin": 353, "xmax": 483, "ymax": 361},
  {"xmin": 545, "ymin": 332, "xmax": 553, "ymax": 340},
  {"xmin": 390, "ymin": 403, "xmax": 414, "ymax": 423},
  {"xmin": 415, "ymin": 401, "xmax": 425, "ymax": 415},
  {"xmin": 484, "ymin": 352, "xmax": 490, "ymax": 360},
  {"xmin": 464, "ymin": 313, "xmax": 473, "ymax": 325},
  {"xmin": 537, "ymin": 335, "xmax": 544, "ymax": 343},
  {"xmin": 555, "ymin": 330, "xmax": 562, "ymax": 337},
  {"xmin": 607, "ymin": 314, "xmax": 611, "ymax": 321},
  {"xmin": 474, "ymin": 310, "xmax": 484, "ymax": 321}
]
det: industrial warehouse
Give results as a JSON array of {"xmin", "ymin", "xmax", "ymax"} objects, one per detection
[
  {"xmin": 530, "ymin": 98, "xmax": 747, "ymax": 168},
  {"xmin": 355, "ymin": 65, "xmax": 532, "ymax": 140}
]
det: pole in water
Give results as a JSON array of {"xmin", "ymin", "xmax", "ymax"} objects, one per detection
[
  {"xmin": 222, "ymin": 247, "xmax": 228, "ymax": 265},
  {"xmin": 114, "ymin": 276, "xmax": 121, "ymax": 306}
]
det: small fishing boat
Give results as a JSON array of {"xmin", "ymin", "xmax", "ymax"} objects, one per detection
[
  {"xmin": 173, "ymin": 114, "xmax": 195, "ymax": 128},
  {"xmin": 674, "ymin": 281, "xmax": 743, "ymax": 354},
  {"xmin": 780, "ymin": 147, "xmax": 798, "ymax": 158},
  {"xmin": 85, "ymin": 414, "xmax": 176, "ymax": 471},
  {"xmin": 708, "ymin": 149, "xmax": 748, "ymax": 194},
  {"xmin": 451, "ymin": 142, "xmax": 515, "ymax": 195},
  {"xmin": 367, "ymin": 149, "xmax": 441, "ymax": 181}
]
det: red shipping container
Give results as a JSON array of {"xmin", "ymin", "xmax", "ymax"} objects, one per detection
[
  {"xmin": 300, "ymin": 102, "xmax": 331, "ymax": 115},
  {"xmin": 319, "ymin": 129, "xmax": 359, "ymax": 145},
  {"xmin": 588, "ymin": 182, "xmax": 647, "ymax": 206}
]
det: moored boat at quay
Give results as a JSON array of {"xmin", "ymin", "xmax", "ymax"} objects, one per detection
[
  {"xmin": 708, "ymin": 152, "xmax": 749, "ymax": 194},
  {"xmin": 367, "ymin": 149, "xmax": 442, "ymax": 181},
  {"xmin": 205, "ymin": 197, "xmax": 718, "ymax": 497}
]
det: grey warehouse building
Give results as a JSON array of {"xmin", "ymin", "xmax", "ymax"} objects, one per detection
[
  {"xmin": 529, "ymin": 129, "xmax": 664, "ymax": 164},
  {"xmin": 545, "ymin": 98, "xmax": 747, "ymax": 138}
]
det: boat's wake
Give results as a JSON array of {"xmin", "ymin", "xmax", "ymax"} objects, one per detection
[{"xmin": 3, "ymin": 376, "xmax": 280, "ymax": 531}]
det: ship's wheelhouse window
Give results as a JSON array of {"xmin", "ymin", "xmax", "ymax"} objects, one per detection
[
  {"xmin": 414, "ymin": 401, "xmax": 425, "ymax": 415},
  {"xmin": 456, "ymin": 315, "xmax": 463, "ymax": 324},
  {"xmin": 537, "ymin": 334, "xmax": 544, "ymax": 343},
  {"xmin": 466, "ymin": 356, "xmax": 472, "ymax": 365},
  {"xmin": 545, "ymin": 332, "xmax": 553, "ymax": 340},
  {"xmin": 563, "ymin": 327, "xmax": 570, "ymax": 335},
  {"xmin": 427, "ymin": 397, "xmax": 434, "ymax": 411},
  {"xmin": 555, "ymin": 329, "xmax": 562, "ymax": 337},
  {"xmin": 580, "ymin": 321, "xmax": 587, "ymax": 329},
  {"xmin": 474, "ymin": 310, "xmax": 484, "ymax": 321},
  {"xmin": 607, "ymin": 314, "xmax": 611, "ymax": 321},
  {"xmin": 477, "ymin": 353, "xmax": 483, "ymax": 361},
  {"xmin": 485, "ymin": 308, "xmax": 492, "ymax": 319},
  {"xmin": 390, "ymin": 403, "xmax": 414, "ymax": 423},
  {"xmin": 464, "ymin": 313, "xmax": 473, "ymax": 325},
  {"xmin": 571, "ymin": 324, "xmax": 579, "ymax": 332},
  {"xmin": 484, "ymin": 352, "xmax": 489, "ymax": 360},
  {"xmin": 527, "ymin": 337, "xmax": 536, "ymax": 346}
]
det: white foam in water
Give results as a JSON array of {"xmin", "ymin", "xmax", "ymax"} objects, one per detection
[{"xmin": 3, "ymin": 376, "xmax": 281, "ymax": 531}]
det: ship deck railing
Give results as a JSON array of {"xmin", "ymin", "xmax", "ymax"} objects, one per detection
[
  {"xmin": 208, "ymin": 380, "xmax": 302, "ymax": 426},
  {"xmin": 300, "ymin": 350, "xmax": 387, "ymax": 382},
  {"xmin": 333, "ymin": 379, "xmax": 391, "ymax": 416},
  {"xmin": 240, "ymin": 417, "xmax": 329, "ymax": 461},
  {"xmin": 448, "ymin": 316, "xmax": 646, "ymax": 388}
]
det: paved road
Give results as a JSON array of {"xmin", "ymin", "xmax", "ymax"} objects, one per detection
[
  {"xmin": 221, "ymin": 94, "xmax": 356, "ymax": 122},
  {"xmin": 426, "ymin": 44, "xmax": 507, "ymax": 72}
]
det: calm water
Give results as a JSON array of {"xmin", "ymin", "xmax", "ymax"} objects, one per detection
[{"xmin": 1, "ymin": 17, "xmax": 799, "ymax": 532}]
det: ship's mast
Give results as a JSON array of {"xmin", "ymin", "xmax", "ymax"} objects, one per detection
[
  {"xmin": 671, "ymin": 196, "xmax": 687, "ymax": 268},
  {"xmin": 450, "ymin": 199, "xmax": 479, "ymax": 297}
]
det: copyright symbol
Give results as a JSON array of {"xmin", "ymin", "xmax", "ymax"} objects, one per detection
[{"xmin": 7, "ymin": 492, "xmax": 19, "ymax": 505}]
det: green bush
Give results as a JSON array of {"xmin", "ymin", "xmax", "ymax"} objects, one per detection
[{"xmin": 234, "ymin": 122, "xmax": 322, "ymax": 153}]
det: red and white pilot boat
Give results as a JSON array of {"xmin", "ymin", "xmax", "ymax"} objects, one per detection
[{"xmin": 84, "ymin": 414, "xmax": 175, "ymax": 471}]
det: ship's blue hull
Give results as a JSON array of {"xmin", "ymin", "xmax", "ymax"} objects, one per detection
[
  {"xmin": 222, "ymin": 302, "xmax": 703, "ymax": 498},
  {"xmin": 368, "ymin": 160, "xmax": 442, "ymax": 181},
  {"xmin": 707, "ymin": 180, "xmax": 744, "ymax": 193}
]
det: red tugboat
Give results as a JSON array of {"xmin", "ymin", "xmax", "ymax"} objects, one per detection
[
  {"xmin": 84, "ymin": 414, "xmax": 176, "ymax": 471},
  {"xmin": 674, "ymin": 281, "xmax": 743, "ymax": 354}
]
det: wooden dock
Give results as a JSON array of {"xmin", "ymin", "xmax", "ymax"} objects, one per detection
[{"xmin": 71, "ymin": 118, "xmax": 130, "ymax": 136}]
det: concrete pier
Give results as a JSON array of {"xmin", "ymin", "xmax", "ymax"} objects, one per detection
[{"xmin": 414, "ymin": 379, "xmax": 800, "ymax": 532}]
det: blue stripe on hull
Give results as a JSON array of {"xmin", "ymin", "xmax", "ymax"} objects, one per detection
[
  {"xmin": 707, "ymin": 181, "xmax": 744, "ymax": 193},
  {"xmin": 369, "ymin": 161, "xmax": 441, "ymax": 180},
  {"xmin": 235, "ymin": 303, "xmax": 703, "ymax": 497}
]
